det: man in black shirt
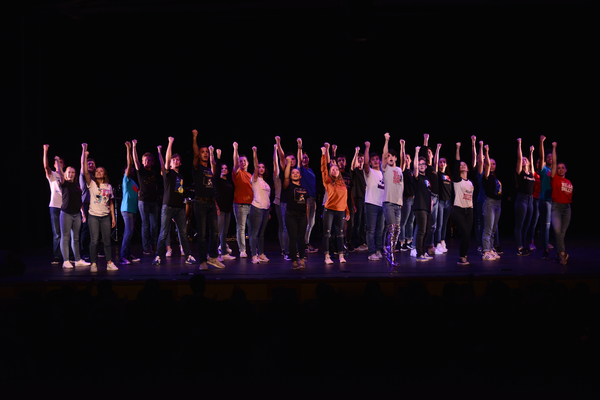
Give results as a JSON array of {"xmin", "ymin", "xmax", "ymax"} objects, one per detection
[{"xmin": 133, "ymin": 139, "xmax": 159, "ymax": 255}]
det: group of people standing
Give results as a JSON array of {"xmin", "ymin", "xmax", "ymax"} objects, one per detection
[{"xmin": 44, "ymin": 132, "xmax": 573, "ymax": 271}]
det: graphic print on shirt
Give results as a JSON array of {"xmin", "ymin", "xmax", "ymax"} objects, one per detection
[
  {"xmin": 561, "ymin": 181, "xmax": 573, "ymax": 194},
  {"xmin": 393, "ymin": 170, "xmax": 403, "ymax": 184},
  {"xmin": 203, "ymin": 170, "xmax": 213, "ymax": 189},
  {"xmin": 94, "ymin": 187, "xmax": 113, "ymax": 209},
  {"xmin": 294, "ymin": 187, "xmax": 307, "ymax": 204},
  {"xmin": 175, "ymin": 176, "xmax": 184, "ymax": 194},
  {"xmin": 377, "ymin": 178, "xmax": 385, "ymax": 190},
  {"xmin": 494, "ymin": 177, "xmax": 502, "ymax": 195}
]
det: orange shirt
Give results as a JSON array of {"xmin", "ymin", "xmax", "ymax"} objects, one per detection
[
  {"xmin": 233, "ymin": 169, "xmax": 253, "ymax": 204},
  {"xmin": 321, "ymin": 155, "xmax": 349, "ymax": 216}
]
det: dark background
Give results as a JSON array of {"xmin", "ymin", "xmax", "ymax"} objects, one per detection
[{"xmin": 6, "ymin": 0, "xmax": 597, "ymax": 254}]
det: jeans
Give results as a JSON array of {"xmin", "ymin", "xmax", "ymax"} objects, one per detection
[
  {"xmin": 452, "ymin": 206, "xmax": 473, "ymax": 258},
  {"xmin": 413, "ymin": 210, "xmax": 432, "ymax": 257},
  {"xmin": 427, "ymin": 194, "xmax": 439, "ymax": 247},
  {"xmin": 157, "ymin": 205, "xmax": 191, "ymax": 259},
  {"xmin": 322, "ymin": 208, "xmax": 345, "ymax": 255},
  {"xmin": 120, "ymin": 211, "xmax": 135, "ymax": 260},
  {"xmin": 88, "ymin": 214, "xmax": 113, "ymax": 263},
  {"xmin": 249, "ymin": 205, "xmax": 269, "ymax": 256},
  {"xmin": 138, "ymin": 200, "xmax": 159, "ymax": 253},
  {"xmin": 80, "ymin": 202, "xmax": 91, "ymax": 257},
  {"xmin": 274, "ymin": 203, "xmax": 289, "ymax": 252},
  {"xmin": 514, "ymin": 193, "xmax": 533, "ymax": 249},
  {"xmin": 365, "ymin": 202, "xmax": 385, "ymax": 255},
  {"xmin": 435, "ymin": 199, "xmax": 452, "ymax": 244},
  {"xmin": 526, "ymin": 197, "xmax": 540, "ymax": 245},
  {"xmin": 194, "ymin": 199, "xmax": 220, "ymax": 262},
  {"xmin": 305, "ymin": 197, "xmax": 317, "ymax": 245},
  {"xmin": 551, "ymin": 202, "xmax": 571, "ymax": 254},
  {"xmin": 218, "ymin": 211, "xmax": 232, "ymax": 255},
  {"xmin": 286, "ymin": 210, "xmax": 308, "ymax": 261},
  {"xmin": 50, "ymin": 207, "xmax": 62, "ymax": 259},
  {"xmin": 60, "ymin": 211, "xmax": 81, "ymax": 262},
  {"xmin": 351, "ymin": 197, "xmax": 366, "ymax": 247},
  {"xmin": 482, "ymin": 197, "xmax": 502, "ymax": 252},
  {"xmin": 399, "ymin": 197, "xmax": 414, "ymax": 243},
  {"xmin": 233, "ymin": 203, "xmax": 251, "ymax": 253},
  {"xmin": 383, "ymin": 202, "xmax": 402, "ymax": 227},
  {"xmin": 539, "ymin": 199, "xmax": 552, "ymax": 251}
]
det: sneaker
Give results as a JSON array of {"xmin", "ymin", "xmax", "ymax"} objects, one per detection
[
  {"xmin": 107, "ymin": 261, "xmax": 119, "ymax": 270},
  {"xmin": 299, "ymin": 259, "xmax": 306, "ymax": 269},
  {"xmin": 424, "ymin": 253, "xmax": 433, "ymax": 260},
  {"xmin": 152, "ymin": 256, "xmax": 161, "ymax": 265},
  {"xmin": 130, "ymin": 256, "xmax": 141, "ymax": 263},
  {"xmin": 220, "ymin": 254, "xmax": 236, "ymax": 261},
  {"xmin": 457, "ymin": 257, "xmax": 470, "ymax": 265},
  {"xmin": 283, "ymin": 254, "xmax": 291, "ymax": 261},
  {"xmin": 410, "ymin": 248, "xmax": 417, "ymax": 258},
  {"xmin": 98, "ymin": 253, "xmax": 105, "ymax": 258},
  {"xmin": 251, "ymin": 255, "xmax": 260, "ymax": 263},
  {"xmin": 416, "ymin": 255, "xmax": 430, "ymax": 262},
  {"xmin": 339, "ymin": 255, "xmax": 347, "ymax": 263},
  {"xmin": 240, "ymin": 251, "xmax": 248, "ymax": 258},
  {"xmin": 207, "ymin": 257, "xmax": 225, "ymax": 269},
  {"xmin": 368, "ymin": 253, "xmax": 380, "ymax": 261},
  {"xmin": 376, "ymin": 251, "xmax": 383, "ymax": 259},
  {"xmin": 199, "ymin": 262, "xmax": 209, "ymax": 271},
  {"xmin": 400, "ymin": 243, "xmax": 409, "ymax": 252},
  {"xmin": 441, "ymin": 241, "xmax": 448, "ymax": 252},
  {"xmin": 75, "ymin": 259, "xmax": 91, "ymax": 267},
  {"xmin": 477, "ymin": 246, "xmax": 483, "ymax": 253},
  {"xmin": 529, "ymin": 242, "xmax": 537, "ymax": 252},
  {"xmin": 185, "ymin": 255, "xmax": 197, "ymax": 264},
  {"xmin": 51, "ymin": 257, "xmax": 61, "ymax": 265},
  {"xmin": 490, "ymin": 250, "xmax": 501, "ymax": 259},
  {"xmin": 406, "ymin": 241, "xmax": 414, "ymax": 249},
  {"xmin": 542, "ymin": 250, "xmax": 549, "ymax": 260},
  {"xmin": 292, "ymin": 261, "xmax": 301, "ymax": 270},
  {"xmin": 62, "ymin": 260, "xmax": 74, "ymax": 269},
  {"xmin": 435, "ymin": 244, "xmax": 445, "ymax": 255},
  {"xmin": 166, "ymin": 249, "xmax": 172, "ymax": 257},
  {"xmin": 120, "ymin": 258, "xmax": 131, "ymax": 265},
  {"xmin": 324, "ymin": 255, "xmax": 333, "ymax": 264},
  {"xmin": 548, "ymin": 243, "xmax": 554, "ymax": 250},
  {"xmin": 482, "ymin": 252, "xmax": 496, "ymax": 261},
  {"xmin": 357, "ymin": 244, "xmax": 369, "ymax": 252},
  {"xmin": 90, "ymin": 263, "xmax": 98, "ymax": 272},
  {"xmin": 143, "ymin": 249, "xmax": 154, "ymax": 255},
  {"xmin": 306, "ymin": 244, "xmax": 318, "ymax": 253},
  {"xmin": 517, "ymin": 248, "xmax": 529, "ymax": 256},
  {"xmin": 259, "ymin": 254, "xmax": 270, "ymax": 263},
  {"xmin": 427, "ymin": 246, "xmax": 436, "ymax": 256}
]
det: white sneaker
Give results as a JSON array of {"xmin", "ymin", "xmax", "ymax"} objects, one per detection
[
  {"xmin": 376, "ymin": 251, "xmax": 383, "ymax": 259},
  {"xmin": 251, "ymin": 255, "xmax": 260, "ymax": 264},
  {"xmin": 490, "ymin": 250, "xmax": 501, "ymax": 259},
  {"xmin": 258, "ymin": 254, "xmax": 270, "ymax": 263},
  {"xmin": 482, "ymin": 252, "xmax": 497, "ymax": 261},
  {"xmin": 324, "ymin": 255, "xmax": 333, "ymax": 264},
  {"xmin": 166, "ymin": 249, "xmax": 172, "ymax": 257},
  {"xmin": 107, "ymin": 261, "xmax": 119, "ymax": 270},
  {"xmin": 368, "ymin": 253, "xmax": 380, "ymax": 261},
  {"xmin": 75, "ymin": 259, "xmax": 91, "ymax": 267},
  {"xmin": 410, "ymin": 248, "xmax": 417, "ymax": 258},
  {"xmin": 240, "ymin": 251, "xmax": 248, "ymax": 258},
  {"xmin": 529, "ymin": 243, "xmax": 537, "ymax": 251},
  {"xmin": 416, "ymin": 255, "xmax": 430, "ymax": 262},
  {"xmin": 90, "ymin": 263, "xmax": 98, "ymax": 272},
  {"xmin": 199, "ymin": 262, "xmax": 209, "ymax": 270},
  {"xmin": 220, "ymin": 254, "xmax": 236, "ymax": 261},
  {"xmin": 441, "ymin": 241, "xmax": 448, "ymax": 252},
  {"xmin": 62, "ymin": 261, "xmax": 74, "ymax": 269},
  {"xmin": 435, "ymin": 244, "xmax": 445, "ymax": 255},
  {"xmin": 207, "ymin": 257, "xmax": 225, "ymax": 269},
  {"xmin": 339, "ymin": 255, "xmax": 347, "ymax": 263},
  {"xmin": 185, "ymin": 255, "xmax": 197, "ymax": 264}
]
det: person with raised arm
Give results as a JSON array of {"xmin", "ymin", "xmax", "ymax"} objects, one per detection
[
  {"xmin": 213, "ymin": 148, "xmax": 236, "ymax": 262},
  {"xmin": 82, "ymin": 143, "xmax": 117, "ymax": 272},
  {"xmin": 514, "ymin": 138, "xmax": 536, "ymax": 256},
  {"xmin": 284, "ymin": 154, "xmax": 309, "ymax": 269},
  {"xmin": 363, "ymin": 140, "xmax": 385, "ymax": 261},
  {"xmin": 119, "ymin": 142, "xmax": 140, "ymax": 265},
  {"xmin": 398, "ymin": 151, "xmax": 415, "ymax": 252},
  {"xmin": 297, "ymin": 138, "xmax": 318, "ymax": 253},
  {"xmin": 275, "ymin": 136, "xmax": 298, "ymax": 260},
  {"xmin": 232, "ymin": 141, "xmax": 253, "ymax": 258},
  {"xmin": 411, "ymin": 146, "xmax": 433, "ymax": 262},
  {"xmin": 248, "ymin": 146, "xmax": 271, "ymax": 264},
  {"xmin": 56, "ymin": 151, "xmax": 89, "ymax": 269},
  {"xmin": 79, "ymin": 147, "xmax": 96, "ymax": 262},
  {"xmin": 381, "ymin": 133, "xmax": 405, "ymax": 257},
  {"xmin": 538, "ymin": 135, "xmax": 554, "ymax": 260},
  {"xmin": 152, "ymin": 137, "xmax": 196, "ymax": 266},
  {"xmin": 335, "ymin": 148, "xmax": 355, "ymax": 253},
  {"xmin": 350, "ymin": 146, "xmax": 367, "ymax": 251},
  {"xmin": 272, "ymin": 142, "xmax": 287, "ymax": 257},
  {"xmin": 452, "ymin": 142, "xmax": 475, "ymax": 265},
  {"xmin": 550, "ymin": 142, "xmax": 573, "ymax": 265},
  {"xmin": 321, "ymin": 143, "xmax": 350, "ymax": 264},
  {"xmin": 526, "ymin": 154, "xmax": 542, "ymax": 252},
  {"xmin": 43, "ymin": 144, "xmax": 65, "ymax": 265},
  {"xmin": 419, "ymin": 134, "xmax": 441, "ymax": 256},
  {"xmin": 192, "ymin": 130, "xmax": 225, "ymax": 270},
  {"xmin": 435, "ymin": 142, "xmax": 455, "ymax": 255},
  {"xmin": 132, "ymin": 139, "xmax": 159, "ymax": 256},
  {"xmin": 481, "ymin": 144, "xmax": 503, "ymax": 261}
]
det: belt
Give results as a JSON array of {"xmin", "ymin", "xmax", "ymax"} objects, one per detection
[{"xmin": 194, "ymin": 197, "xmax": 215, "ymax": 202}]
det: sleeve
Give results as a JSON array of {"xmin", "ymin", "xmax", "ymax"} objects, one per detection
[
  {"xmin": 452, "ymin": 160, "xmax": 462, "ymax": 182},
  {"xmin": 321, "ymin": 154, "xmax": 331, "ymax": 186}
]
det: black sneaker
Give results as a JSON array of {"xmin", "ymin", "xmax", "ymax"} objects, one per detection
[
  {"xmin": 51, "ymin": 257, "xmax": 61, "ymax": 265},
  {"xmin": 457, "ymin": 257, "xmax": 470, "ymax": 265},
  {"xmin": 542, "ymin": 250, "xmax": 549, "ymax": 260},
  {"xmin": 517, "ymin": 248, "xmax": 529, "ymax": 256}
]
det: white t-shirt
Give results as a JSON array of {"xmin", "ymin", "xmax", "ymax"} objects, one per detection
[
  {"xmin": 364, "ymin": 168, "xmax": 385, "ymax": 207},
  {"xmin": 48, "ymin": 171, "xmax": 62, "ymax": 208},
  {"xmin": 453, "ymin": 179, "xmax": 474, "ymax": 208},
  {"xmin": 382, "ymin": 166, "xmax": 404, "ymax": 206},
  {"xmin": 87, "ymin": 180, "xmax": 114, "ymax": 217},
  {"xmin": 251, "ymin": 177, "xmax": 271, "ymax": 210}
]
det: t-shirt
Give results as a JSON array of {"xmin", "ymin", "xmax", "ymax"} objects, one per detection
[
  {"xmin": 402, "ymin": 169, "xmax": 415, "ymax": 198},
  {"xmin": 364, "ymin": 168, "xmax": 385, "ymax": 207},
  {"xmin": 532, "ymin": 171, "xmax": 541, "ymax": 199},
  {"xmin": 340, "ymin": 170, "xmax": 354, "ymax": 209},
  {"xmin": 425, "ymin": 166, "xmax": 440, "ymax": 195},
  {"xmin": 483, "ymin": 173, "xmax": 502, "ymax": 200},
  {"xmin": 321, "ymin": 155, "xmax": 349, "ymax": 215},
  {"xmin": 48, "ymin": 171, "xmax": 62, "ymax": 208},
  {"xmin": 351, "ymin": 167, "xmax": 366, "ymax": 200},
  {"xmin": 61, "ymin": 180, "xmax": 82, "ymax": 214},
  {"xmin": 136, "ymin": 167, "xmax": 158, "ymax": 202},
  {"xmin": 539, "ymin": 165, "xmax": 552, "ymax": 201},
  {"xmin": 412, "ymin": 173, "xmax": 432, "ymax": 211},
  {"xmin": 88, "ymin": 180, "xmax": 114, "ymax": 217},
  {"xmin": 284, "ymin": 182, "xmax": 308, "ymax": 213},
  {"xmin": 452, "ymin": 161, "xmax": 473, "ymax": 209},
  {"xmin": 121, "ymin": 175, "xmax": 139, "ymax": 213},
  {"xmin": 551, "ymin": 175, "xmax": 573, "ymax": 204},
  {"xmin": 233, "ymin": 169, "xmax": 253, "ymax": 204},
  {"xmin": 438, "ymin": 170, "xmax": 454, "ymax": 202},
  {"xmin": 516, "ymin": 170, "xmax": 535, "ymax": 196},
  {"xmin": 251, "ymin": 177, "xmax": 271, "ymax": 210},
  {"xmin": 382, "ymin": 166, "xmax": 403, "ymax": 206},
  {"xmin": 162, "ymin": 169, "xmax": 186, "ymax": 208},
  {"xmin": 299, "ymin": 166, "xmax": 317, "ymax": 199},
  {"xmin": 215, "ymin": 177, "xmax": 234, "ymax": 213},
  {"xmin": 192, "ymin": 163, "xmax": 216, "ymax": 198}
]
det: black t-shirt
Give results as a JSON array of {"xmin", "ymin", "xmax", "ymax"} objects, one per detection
[
  {"xmin": 412, "ymin": 173, "xmax": 432, "ymax": 211},
  {"xmin": 340, "ymin": 170, "xmax": 353, "ymax": 209},
  {"xmin": 61, "ymin": 180, "xmax": 82, "ymax": 214},
  {"xmin": 425, "ymin": 166, "xmax": 440, "ymax": 195},
  {"xmin": 438, "ymin": 170, "xmax": 454, "ymax": 201},
  {"xmin": 163, "ymin": 169, "xmax": 186, "ymax": 207},
  {"xmin": 192, "ymin": 163, "xmax": 216, "ymax": 198},
  {"xmin": 284, "ymin": 182, "xmax": 308, "ymax": 213},
  {"xmin": 351, "ymin": 167, "xmax": 366, "ymax": 199},
  {"xmin": 516, "ymin": 170, "xmax": 535, "ymax": 196},
  {"xmin": 403, "ymin": 169, "xmax": 415, "ymax": 197},
  {"xmin": 483, "ymin": 172, "xmax": 503, "ymax": 200},
  {"xmin": 136, "ymin": 167, "xmax": 158, "ymax": 202},
  {"xmin": 215, "ymin": 177, "xmax": 234, "ymax": 212}
]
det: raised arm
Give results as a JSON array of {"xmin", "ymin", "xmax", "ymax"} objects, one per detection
[
  {"xmin": 209, "ymin": 145, "xmax": 217, "ymax": 177},
  {"xmin": 351, "ymin": 146, "xmax": 360, "ymax": 171},
  {"xmin": 516, "ymin": 138, "xmax": 523, "ymax": 175},
  {"xmin": 132, "ymin": 139, "xmax": 141, "ymax": 170},
  {"xmin": 252, "ymin": 146, "xmax": 259, "ymax": 182},
  {"xmin": 453, "ymin": 142, "xmax": 462, "ymax": 182},
  {"xmin": 283, "ymin": 155, "xmax": 292, "ymax": 189},
  {"xmin": 297, "ymin": 138, "xmax": 303, "ymax": 168},
  {"xmin": 529, "ymin": 145, "xmax": 535, "ymax": 172},
  {"xmin": 273, "ymin": 143, "xmax": 280, "ymax": 179},
  {"xmin": 43, "ymin": 144, "xmax": 53, "ymax": 180},
  {"xmin": 399, "ymin": 139, "xmax": 406, "ymax": 170},
  {"xmin": 434, "ymin": 143, "xmax": 441, "ymax": 173},
  {"xmin": 125, "ymin": 141, "xmax": 133, "ymax": 178},
  {"xmin": 192, "ymin": 129, "xmax": 200, "ymax": 169},
  {"xmin": 233, "ymin": 141, "xmax": 240, "ymax": 175},
  {"xmin": 381, "ymin": 132, "xmax": 390, "ymax": 171},
  {"xmin": 56, "ymin": 156, "xmax": 65, "ymax": 185},
  {"xmin": 164, "ymin": 136, "xmax": 174, "ymax": 171},
  {"xmin": 363, "ymin": 141, "xmax": 371, "ymax": 175},
  {"xmin": 477, "ymin": 141, "xmax": 484, "ymax": 175},
  {"xmin": 551, "ymin": 142, "xmax": 558, "ymax": 178},
  {"xmin": 324, "ymin": 142, "xmax": 331, "ymax": 166},
  {"xmin": 413, "ymin": 146, "xmax": 420, "ymax": 179},
  {"xmin": 483, "ymin": 144, "xmax": 491, "ymax": 178},
  {"xmin": 82, "ymin": 143, "xmax": 91, "ymax": 186},
  {"xmin": 471, "ymin": 135, "xmax": 477, "ymax": 169},
  {"xmin": 539, "ymin": 135, "xmax": 547, "ymax": 170},
  {"xmin": 157, "ymin": 144, "xmax": 165, "ymax": 174},
  {"xmin": 275, "ymin": 136, "xmax": 286, "ymax": 171}
]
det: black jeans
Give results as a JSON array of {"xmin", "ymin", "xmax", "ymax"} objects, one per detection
[
  {"xmin": 286, "ymin": 210, "xmax": 308, "ymax": 261},
  {"xmin": 452, "ymin": 206, "xmax": 473, "ymax": 258},
  {"xmin": 413, "ymin": 209, "xmax": 432, "ymax": 257}
]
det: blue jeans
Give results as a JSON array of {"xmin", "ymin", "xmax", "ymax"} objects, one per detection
[
  {"xmin": 274, "ymin": 203, "xmax": 289, "ymax": 252},
  {"xmin": 194, "ymin": 199, "xmax": 219, "ymax": 262},
  {"xmin": 365, "ymin": 203, "xmax": 385, "ymax": 255},
  {"xmin": 526, "ymin": 197, "xmax": 540, "ymax": 245},
  {"xmin": 482, "ymin": 197, "xmax": 502, "ymax": 252},
  {"xmin": 305, "ymin": 197, "xmax": 316, "ymax": 245},
  {"xmin": 120, "ymin": 211, "xmax": 136, "ymax": 260},
  {"xmin": 399, "ymin": 197, "xmax": 414, "ymax": 243},
  {"xmin": 60, "ymin": 211, "xmax": 81, "ymax": 262},
  {"xmin": 138, "ymin": 200, "xmax": 159, "ymax": 253},
  {"xmin": 157, "ymin": 205, "xmax": 191, "ymax": 259},
  {"xmin": 435, "ymin": 199, "xmax": 452, "ymax": 244},
  {"xmin": 249, "ymin": 205, "xmax": 269, "ymax": 256},
  {"xmin": 514, "ymin": 193, "xmax": 533, "ymax": 249},
  {"xmin": 233, "ymin": 203, "xmax": 251, "ymax": 253},
  {"xmin": 50, "ymin": 207, "xmax": 62, "ymax": 259},
  {"xmin": 322, "ymin": 208, "xmax": 345, "ymax": 255},
  {"xmin": 383, "ymin": 202, "xmax": 401, "ymax": 227},
  {"xmin": 551, "ymin": 202, "xmax": 571, "ymax": 254},
  {"xmin": 539, "ymin": 199, "xmax": 552, "ymax": 251},
  {"xmin": 88, "ymin": 214, "xmax": 113, "ymax": 263},
  {"xmin": 427, "ymin": 194, "xmax": 439, "ymax": 246},
  {"xmin": 80, "ymin": 202, "xmax": 91, "ymax": 258},
  {"xmin": 218, "ymin": 211, "xmax": 232, "ymax": 255},
  {"xmin": 351, "ymin": 197, "xmax": 366, "ymax": 247}
]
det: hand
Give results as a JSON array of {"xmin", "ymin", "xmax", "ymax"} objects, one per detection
[
  {"xmin": 471, "ymin": 135, "xmax": 476, "ymax": 143},
  {"xmin": 399, "ymin": 139, "xmax": 405, "ymax": 146},
  {"xmin": 484, "ymin": 144, "xmax": 489, "ymax": 151},
  {"xmin": 355, "ymin": 146, "xmax": 360, "ymax": 153},
  {"xmin": 216, "ymin": 149, "xmax": 222, "ymax": 158},
  {"xmin": 132, "ymin": 139, "xmax": 137, "ymax": 146},
  {"xmin": 125, "ymin": 141, "xmax": 131, "ymax": 148},
  {"xmin": 517, "ymin": 138, "xmax": 522, "ymax": 143},
  {"xmin": 43, "ymin": 144, "xmax": 49, "ymax": 151},
  {"xmin": 479, "ymin": 140, "xmax": 483, "ymax": 146},
  {"xmin": 286, "ymin": 155, "xmax": 294, "ymax": 164},
  {"xmin": 157, "ymin": 145, "xmax": 162, "ymax": 151},
  {"xmin": 168, "ymin": 137, "xmax": 174, "ymax": 143},
  {"xmin": 324, "ymin": 142, "xmax": 330, "ymax": 149},
  {"xmin": 345, "ymin": 214, "xmax": 350, "ymax": 221},
  {"xmin": 54, "ymin": 155, "xmax": 61, "ymax": 161},
  {"xmin": 275, "ymin": 136, "xmax": 281, "ymax": 143},
  {"xmin": 233, "ymin": 142, "xmax": 238, "ymax": 149},
  {"xmin": 252, "ymin": 146, "xmax": 257, "ymax": 152},
  {"xmin": 540, "ymin": 135, "xmax": 546, "ymax": 142},
  {"xmin": 111, "ymin": 218, "xmax": 116, "ymax": 229},
  {"xmin": 423, "ymin": 133, "xmax": 429, "ymax": 141},
  {"xmin": 415, "ymin": 146, "xmax": 421, "ymax": 153},
  {"xmin": 364, "ymin": 141, "xmax": 370, "ymax": 148},
  {"xmin": 552, "ymin": 142, "xmax": 557, "ymax": 148},
  {"xmin": 192, "ymin": 129, "xmax": 198, "ymax": 136},
  {"xmin": 332, "ymin": 144, "xmax": 337, "ymax": 152},
  {"xmin": 82, "ymin": 143, "xmax": 88, "ymax": 149},
  {"xmin": 384, "ymin": 132, "xmax": 390, "ymax": 141},
  {"xmin": 456, "ymin": 142, "xmax": 461, "ymax": 147},
  {"xmin": 437, "ymin": 143, "xmax": 442, "ymax": 149},
  {"xmin": 321, "ymin": 147, "xmax": 326, "ymax": 154},
  {"xmin": 530, "ymin": 146, "xmax": 534, "ymax": 153},
  {"xmin": 208, "ymin": 145, "xmax": 214, "ymax": 153},
  {"xmin": 297, "ymin": 138, "xmax": 302, "ymax": 146}
]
